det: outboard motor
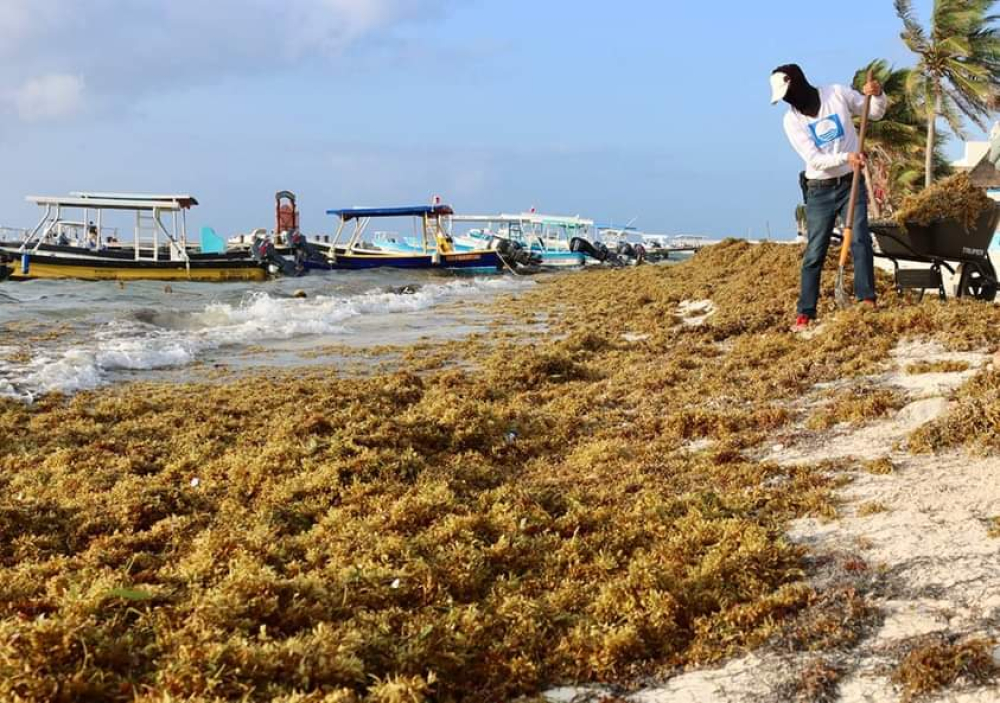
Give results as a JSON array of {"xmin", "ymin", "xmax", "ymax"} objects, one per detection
[
  {"xmin": 286, "ymin": 229, "xmax": 331, "ymax": 272},
  {"xmin": 496, "ymin": 239, "xmax": 543, "ymax": 271},
  {"xmin": 616, "ymin": 241, "xmax": 637, "ymax": 260},
  {"xmin": 570, "ymin": 236, "xmax": 610, "ymax": 263},
  {"xmin": 251, "ymin": 235, "xmax": 299, "ymax": 277},
  {"xmin": 0, "ymin": 252, "xmax": 11, "ymax": 281},
  {"xmin": 611, "ymin": 241, "xmax": 647, "ymax": 266}
]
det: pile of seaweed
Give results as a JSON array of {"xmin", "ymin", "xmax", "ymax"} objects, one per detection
[
  {"xmin": 2, "ymin": 241, "xmax": 1000, "ymax": 702},
  {"xmin": 894, "ymin": 173, "xmax": 995, "ymax": 231}
]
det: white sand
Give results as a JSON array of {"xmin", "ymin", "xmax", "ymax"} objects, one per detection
[
  {"xmin": 677, "ymin": 299, "xmax": 717, "ymax": 327},
  {"xmin": 544, "ymin": 337, "xmax": 1000, "ymax": 703}
]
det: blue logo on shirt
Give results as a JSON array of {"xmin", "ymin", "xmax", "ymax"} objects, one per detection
[{"xmin": 809, "ymin": 114, "xmax": 845, "ymax": 148}]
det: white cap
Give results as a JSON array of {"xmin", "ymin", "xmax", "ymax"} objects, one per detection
[{"xmin": 770, "ymin": 72, "xmax": 790, "ymax": 104}]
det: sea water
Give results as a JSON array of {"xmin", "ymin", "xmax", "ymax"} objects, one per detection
[{"xmin": 0, "ymin": 270, "xmax": 535, "ymax": 400}]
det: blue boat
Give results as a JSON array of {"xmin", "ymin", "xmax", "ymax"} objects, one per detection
[{"xmin": 325, "ymin": 205, "xmax": 503, "ymax": 272}]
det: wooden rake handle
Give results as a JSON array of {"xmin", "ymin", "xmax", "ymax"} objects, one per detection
[{"xmin": 839, "ymin": 68, "xmax": 875, "ymax": 267}]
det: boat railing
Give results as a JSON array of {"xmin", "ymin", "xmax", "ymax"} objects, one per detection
[
  {"xmin": 0, "ymin": 226, "xmax": 29, "ymax": 243},
  {"xmin": 22, "ymin": 194, "xmax": 196, "ymax": 264},
  {"xmin": 670, "ymin": 235, "xmax": 712, "ymax": 249}
]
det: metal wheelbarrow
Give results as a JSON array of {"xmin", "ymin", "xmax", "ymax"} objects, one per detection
[{"xmin": 868, "ymin": 203, "xmax": 1000, "ymax": 302}]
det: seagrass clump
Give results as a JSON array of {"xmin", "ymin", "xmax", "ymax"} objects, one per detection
[
  {"xmin": 807, "ymin": 389, "xmax": 905, "ymax": 431},
  {"xmin": 909, "ymin": 369, "xmax": 1000, "ymax": 454},
  {"xmin": 895, "ymin": 173, "xmax": 994, "ymax": 231},
  {"xmin": 863, "ymin": 457, "xmax": 896, "ymax": 475},
  {"xmin": 905, "ymin": 360, "xmax": 971, "ymax": 375},
  {"xmin": 891, "ymin": 636, "xmax": 997, "ymax": 702}
]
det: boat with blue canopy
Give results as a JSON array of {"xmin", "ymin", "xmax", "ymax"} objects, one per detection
[{"xmin": 325, "ymin": 204, "xmax": 503, "ymax": 271}]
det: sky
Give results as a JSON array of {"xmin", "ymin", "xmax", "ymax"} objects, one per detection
[{"xmin": 0, "ymin": 0, "xmax": 990, "ymax": 240}]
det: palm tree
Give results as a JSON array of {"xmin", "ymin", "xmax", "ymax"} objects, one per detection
[
  {"xmin": 895, "ymin": 0, "xmax": 1000, "ymax": 187},
  {"xmin": 851, "ymin": 60, "xmax": 951, "ymax": 213},
  {"xmin": 795, "ymin": 204, "xmax": 807, "ymax": 236}
]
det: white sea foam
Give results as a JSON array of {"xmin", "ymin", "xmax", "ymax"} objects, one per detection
[{"xmin": 1, "ymin": 276, "xmax": 529, "ymax": 398}]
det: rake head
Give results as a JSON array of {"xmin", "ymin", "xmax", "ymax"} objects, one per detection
[{"xmin": 834, "ymin": 265, "xmax": 852, "ymax": 309}]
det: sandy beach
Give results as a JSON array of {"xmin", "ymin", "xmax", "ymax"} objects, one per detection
[{"xmin": 3, "ymin": 242, "xmax": 1000, "ymax": 702}]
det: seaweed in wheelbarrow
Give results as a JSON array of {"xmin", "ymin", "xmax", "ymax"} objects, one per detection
[{"xmin": 895, "ymin": 173, "xmax": 995, "ymax": 232}]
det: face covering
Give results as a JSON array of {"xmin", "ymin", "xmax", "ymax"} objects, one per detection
[{"xmin": 773, "ymin": 64, "xmax": 821, "ymax": 117}]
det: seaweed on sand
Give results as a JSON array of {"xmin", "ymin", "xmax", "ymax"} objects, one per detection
[
  {"xmin": 909, "ymin": 368, "xmax": 1000, "ymax": 454},
  {"xmin": 863, "ymin": 457, "xmax": 896, "ymax": 475},
  {"xmin": 807, "ymin": 388, "xmax": 905, "ymax": 430},
  {"xmin": 3, "ymin": 240, "xmax": 1000, "ymax": 701},
  {"xmin": 905, "ymin": 359, "xmax": 971, "ymax": 375},
  {"xmin": 891, "ymin": 635, "xmax": 997, "ymax": 702}
]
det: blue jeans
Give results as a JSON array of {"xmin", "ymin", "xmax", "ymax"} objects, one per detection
[{"xmin": 798, "ymin": 177, "xmax": 876, "ymax": 318}]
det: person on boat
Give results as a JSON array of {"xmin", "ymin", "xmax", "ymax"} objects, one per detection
[
  {"xmin": 771, "ymin": 64, "xmax": 887, "ymax": 331},
  {"xmin": 435, "ymin": 229, "xmax": 454, "ymax": 254},
  {"xmin": 87, "ymin": 222, "xmax": 100, "ymax": 250}
]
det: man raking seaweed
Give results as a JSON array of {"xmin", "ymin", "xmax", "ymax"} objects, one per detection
[{"xmin": 771, "ymin": 64, "xmax": 887, "ymax": 331}]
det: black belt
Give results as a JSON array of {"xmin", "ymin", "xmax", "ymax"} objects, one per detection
[{"xmin": 807, "ymin": 173, "xmax": 857, "ymax": 188}]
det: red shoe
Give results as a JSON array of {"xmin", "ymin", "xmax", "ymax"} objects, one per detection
[
  {"xmin": 861, "ymin": 299, "xmax": 877, "ymax": 310},
  {"xmin": 793, "ymin": 314, "xmax": 811, "ymax": 332}
]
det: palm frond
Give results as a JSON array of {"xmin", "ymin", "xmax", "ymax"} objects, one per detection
[
  {"xmin": 896, "ymin": 0, "xmax": 931, "ymax": 51},
  {"xmin": 896, "ymin": 0, "xmax": 999, "ymax": 185}
]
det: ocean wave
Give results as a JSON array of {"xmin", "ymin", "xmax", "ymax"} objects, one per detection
[{"xmin": 1, "ymin": 275, "xmax": 529, "ymax": 398}]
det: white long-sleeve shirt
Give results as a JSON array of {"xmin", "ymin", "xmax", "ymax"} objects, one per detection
[{"xmin": 783, "ymin": 84, "xmax": 887, "ymax": 180}]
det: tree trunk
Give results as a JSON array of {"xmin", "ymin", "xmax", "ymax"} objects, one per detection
[
  {"xmin": 925, "ymin": 86, "xmax": 939, "ymax": 189},
  {"xmin": 864, "ymin": 164, "xmax": 881, "ymax": 219}
]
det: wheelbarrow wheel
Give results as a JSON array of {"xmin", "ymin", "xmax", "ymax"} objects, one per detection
[{"xmin": 957, "ymin": 259, "xmax": 998, "ymax": 302}]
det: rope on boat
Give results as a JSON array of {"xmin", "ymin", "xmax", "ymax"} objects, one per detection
[{"xmin": 496, "ymin": 250, "xmax": 522, "ymax": 277}]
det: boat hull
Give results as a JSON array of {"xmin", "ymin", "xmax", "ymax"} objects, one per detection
[
  {"xmin": 4, "ymin": 247, "xmax": 267, "ymax": 282},
  {"xmin": 533, "ymin": 251, "xmax": 585, "ymax": 268},
  {"xmin": 451, "ymin": 236, "xmax": 583, "ymax": 268},
  {"xmin": 327, "ymin": 249, "xmax": 502, "ymax": 271}
]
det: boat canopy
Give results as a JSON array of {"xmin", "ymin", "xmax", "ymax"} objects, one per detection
[
  {"xmin": 510, "ymin": 213, "xmax": 594, "ymax": 227},
  {"xmin": 71, "ymin": 192, "xmax": 198, "ymax": 207},
  {"xmin": 29, "ymin": 193, "xmax": 198, "ymax": 211},
  {"xmin": 452, "ymin": 213, "xmax": 594, "ymax": 227},
  {"xmin": 20, "ymin": 191, "xmax": 198, "ymax": 261},
  {"xmin": 596, "ymin": 223, "xmax": 640, "ymax": 231},
  {"xmin": 327, "ymin": 205, "xmax": 455, "ymax": 221}
]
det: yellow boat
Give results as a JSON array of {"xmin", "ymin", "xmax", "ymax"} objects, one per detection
[{"xmin": 1, "ymin": 192, "xmax": 267, "ymax": 282}]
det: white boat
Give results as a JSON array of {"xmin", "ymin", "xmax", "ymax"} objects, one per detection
[
  {"xmin": 449, "ymin": 212, "xmax": 595, "ymax": 268},
  {"xmin": 597, "ymin": 224, "xmax": 717, "ymax": 260},
  {"xmin": 0, "ymin": 192, "xmax": 266, "ymax": 282}
]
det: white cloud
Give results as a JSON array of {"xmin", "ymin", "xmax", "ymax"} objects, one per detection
[
  {"xmin": 13, "ymin": 73, "xmax": 85, "ymax": 121},
  {"xmin": 295, "ymin": 0, "xmax": 447, "ymax": 52},
  {"xmin": 0, "ymin": 0, "xmax": 65, "ymax": 56},
  {"xmin": 0, "ymin": 0, "xmax": 454, "ymax": 109}
]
